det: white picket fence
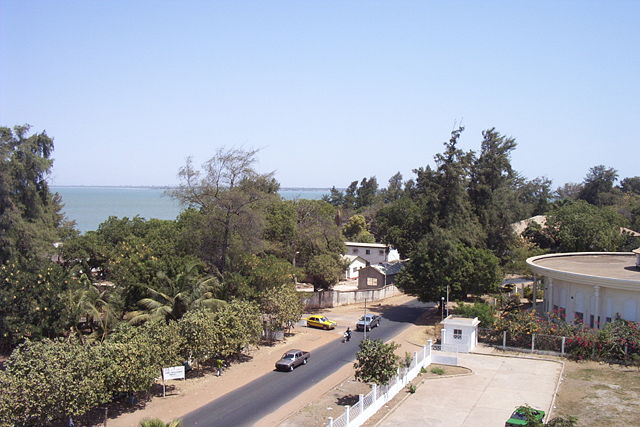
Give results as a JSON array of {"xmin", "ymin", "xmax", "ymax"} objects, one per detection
[{"xmin": 327, "ymin": 341, "xmax": 433, "ymax": 427}]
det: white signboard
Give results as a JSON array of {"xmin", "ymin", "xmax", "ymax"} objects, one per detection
[{"xmin": 162, "ymin": 366, "xmax": 185, "ymax": 381}]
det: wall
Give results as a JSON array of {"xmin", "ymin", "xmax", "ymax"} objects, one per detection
[
  {"xmin": 301, "ymin": 285, "xmax": 401, "ymax": 309},
  {"xmin": 345, "ymin": 244, "xmax": 389, "ymax": 265},
  {"xmin": 357, "ymin": 266, "xmax": 385, "ymax": 289},
  {"xmin": 544, "ymin": 277, "xmax": 640, "ymax": 327},
  {"xmin": 344, "ymin": 258, "xmax": 367, "ymax": 280}
]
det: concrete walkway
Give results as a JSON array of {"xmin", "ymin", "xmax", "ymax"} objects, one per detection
[{"xmin": 378, "ymin": 352, "xmax": 562, "ymax": 427}]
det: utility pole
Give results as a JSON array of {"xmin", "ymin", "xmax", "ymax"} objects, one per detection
[{"xmin": 363, "ymin": 298, "xmax": 367, "ymax": 340}]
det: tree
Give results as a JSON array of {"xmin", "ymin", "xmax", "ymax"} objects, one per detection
[
  {"xmin": 373, "ymin": 196, "xmax": 423, "ymax": 256},
  {"xmin": 0, "ymin": 260, "xmax": 78, "ymax": 349},
  {"xmin": 468, "ymin": 128, "xmax": 519, "ymax": 259},
  {"xmin": 546, "ymin": 200, "xmax": 625, "ymax": 252},
  {"xmin": 209, "ymin": 300, "xmax": 263, "ymax": 357},
  {"xmin": 170, "ymin": 148, "xmax": 279, "ymax": 273},
  {"xmin": 453, "ymin": 302, "xmax": 497, "ymax": 327},
  {"xmin": 260, "ymin": 283, "xmax": 304, "ymax": 333},
  {"xmin": 139, "ymin": 419, "xmax": 184, "ymax": 427},
  {"xmin": 355, "ymin": 177, "xmax": 379, "ymax": 209},
  {"xmin": 0, "ymin": 125, "xmax": 75, "ymax": 264},
  {"xmin": 396, "ymin": 230, "xmax": 501, "ymax": 302},
  {"xmin": 306, "ymin": 254, "xmax": 345, "ymax": 290},
  {"xmin": 178, "ymin": 309, "xmax": 219, "ymax": 367},
  {"xmin": 383, "ymin": 172, "xmax": 404, "ymax": 203},
  {"xmin": 353, "ymin": 339, "xmax": 401, "ymax": 385},
  {"xmin": 343, "ymin": 214, "xmax": 375, "ymax": 243},
  {"xmin": 578, "ymin": 165, "xmax": 619, "ymax": 206},
  {"xmin": 620, "ymin": 176, "xmax": 640, "ymax": 195},
  {"xmin": 63, "ymin": 273, "xmax": 118, "ymax": 342},
  {"xmin": 343, "ymin": 180, "xmax": 358, "ymax": 210},
  {"xmin": 555, "ymin": 182, "xmax": 583, "ymax": 201},
  {"xmin": 102, "ymin": 324, "xmax": 165, "ymax": 397},
  {"xmin": 516, "ymin": 176, "xmax": 553, "ymax": 218},
  {"xmin": 0, "ymin": 339, "xmax": 110, "ymax": 425},
  {"xmin": 321, "ymin": 186, "xmax": 345, "ymax": 207},
  {"xmin": 264, "ymin": 199, "xmax": 344, "ymax": 287},
  {"xmin": 125, "ymin": 261, "xmax": 225, "ymax": 324}
]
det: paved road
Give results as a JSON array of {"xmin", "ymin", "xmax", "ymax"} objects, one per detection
[{"xmin": 181, "ymin": 299, "xmax": 430, "ymax": 426}]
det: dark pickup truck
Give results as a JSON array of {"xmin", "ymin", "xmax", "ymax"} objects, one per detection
[
  {"xmin": 356, "ymin": 314, "xmax": 382, "ymax": 331},
  {"xmin": 275, "ymin": 349, "xmax": 310, "ymax": 372}
]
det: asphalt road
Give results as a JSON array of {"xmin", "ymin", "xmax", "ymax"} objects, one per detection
[{"xmin": 181, "ymin": 298, "xmax": 430, "ymax": 427}]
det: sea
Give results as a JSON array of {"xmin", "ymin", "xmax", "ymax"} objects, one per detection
[{"xmin": 53, "ymin": 186, "xmax": 329, "ymax": 234}]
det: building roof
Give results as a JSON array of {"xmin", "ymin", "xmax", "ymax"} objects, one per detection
[
  {"xmin": 345, "ymin": 241, "xmax": 389, "ymax": 249},
  {"xmin": 370, "ymin": 261, "xmax": 405, "ymax": 276},
  {"xmin": 527, "ymin": 252, "xmax": 640, "ymax": 290},
  {"xmin": 511, "ymin": 215, "xmax": 547, "ymax": 236},
  {"xmin": 441, "ymin": 315, "xmax": 481, "ymax": 327},
  {"xmin": 342, "ymin": 254, "xmax": 367, "ymax": 264}
]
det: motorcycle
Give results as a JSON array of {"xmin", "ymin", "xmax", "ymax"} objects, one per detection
[{"xmin": 342, "ymin": 329, "xmax": 352, "ymax": 343}]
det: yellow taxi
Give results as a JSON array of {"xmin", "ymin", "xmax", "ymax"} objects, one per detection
[{"xmin": 306, "ymin": 315, "xmax": 337, "ymax": 330}]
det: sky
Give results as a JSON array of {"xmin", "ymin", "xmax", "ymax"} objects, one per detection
[{"xmin": 1, "ymin": 1, "xmax": 638, "ymax": 189}]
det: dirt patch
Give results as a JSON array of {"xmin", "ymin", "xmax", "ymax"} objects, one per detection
[{"xmin": 554, "ymin": 360, "xmax": 640, "ymax": 426}]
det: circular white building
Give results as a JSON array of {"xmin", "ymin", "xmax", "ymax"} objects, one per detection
[{"xmin": 527, "ymin": 252, "xmax": 640, "ymax": 329}]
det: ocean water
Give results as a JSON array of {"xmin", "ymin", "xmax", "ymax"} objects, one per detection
[{"xmin": 53, "ymin": 186, "xmax": 329, "ymax": 233}]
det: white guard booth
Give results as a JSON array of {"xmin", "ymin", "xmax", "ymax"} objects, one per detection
[{"xmin": 440, "ymin": 315, "xmax": 480, "ymax": 353}]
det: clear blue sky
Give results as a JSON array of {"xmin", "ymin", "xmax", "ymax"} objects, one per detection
[{"xmin": 1, "ymin": 1, "xmax": 638, "ymax": 189}]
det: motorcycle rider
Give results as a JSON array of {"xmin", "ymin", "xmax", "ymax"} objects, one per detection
[{"xmin": 344, "ymin": 327, "xmax": 352, "ymax": 342}]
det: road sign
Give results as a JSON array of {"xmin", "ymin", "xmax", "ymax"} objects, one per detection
[{"xmin": 162, "ymin": 366, "xmax": 185, "ymax": 381}]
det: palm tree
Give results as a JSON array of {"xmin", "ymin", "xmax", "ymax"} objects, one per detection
[
  {"xmin": 139, "ymin": 418, "xmax": 183, "ymax": 427},
  {"xmin": 125, "ymin": 261, "xmax": 226, "ymax": 324},
  {"xmin": 67, "ymin": 273, "xmax": 118, "ymax": 342}
]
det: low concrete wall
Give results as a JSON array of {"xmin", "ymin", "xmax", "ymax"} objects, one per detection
[{"xmin": 301, "ymin": 285, "xmax": 401, "ymax": 309}]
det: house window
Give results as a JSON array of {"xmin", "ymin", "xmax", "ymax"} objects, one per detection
[
  {"xmin": 365, "ymin": 249, "xmax": 371, "ymax": 255},
  {"xmin": 453, "ymin": 329, "xmax": 462, "ymax": 340},
  {"xmin": 352, "ymin": 267, "xmax": 358, "ymax": 273},
  {"xmin": 379, "ymin": 250, "xmax": 384, "ymax": 255},
  {"xmin": 352, "ymin": 248, "xmax": 358, "ymax": 254},
  {"xmin": 367, "ymin": 278, "xmax": 377, "ymax": 287},
  {"xmin": 589, "ymin": 315, "xmax": 594, "ymax": 328},
  {"xmin": 606, "ymin": 317, "xmax": 612, "ymax": 324},
  {"xmin": 574, "ymin": 312, "xmax": 584, "ymax": 324},
  {"xmin": 559, "ymin": 307, "xmax": 566, "ymax": 321}
]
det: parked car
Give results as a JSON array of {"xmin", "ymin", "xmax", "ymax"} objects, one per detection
[
  {"xmin": 505, "ymin": 406, "xmax": 545, "ymax": 426},
  {"xmin": 306, "ymin": 315, "xmax": 337, "ymax": 330},
  {"xmin": 275, "ymin": 349, "xmax": 310, "ymax": 372},
  {"xmin": 356, "ymin": 314, "xmax": 381, "ymax": 331}
]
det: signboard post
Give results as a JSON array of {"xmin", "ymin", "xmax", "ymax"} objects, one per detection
[{"xmin": 161, "ymin": 366, "xmax": 186, "ymax": 397}]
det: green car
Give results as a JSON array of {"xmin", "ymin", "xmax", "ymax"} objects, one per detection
[{"xmin": 505, "ymin": 406, "xmax": 545, "ymax": 426}]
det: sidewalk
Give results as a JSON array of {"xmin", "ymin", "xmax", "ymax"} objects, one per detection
[{"xmin": 376, "ymin": 351, "xmax": 562, "ymax": 427}]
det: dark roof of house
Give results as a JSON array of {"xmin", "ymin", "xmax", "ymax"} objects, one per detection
[{"xmin": 371, "ymin": 261, "xmax": 405, "ymax": 276}]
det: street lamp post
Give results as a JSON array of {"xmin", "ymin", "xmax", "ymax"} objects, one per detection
[
  {"xmin": 441, "ymin": 297, "xmax": 444, "ymax": 321},
  {"xmin": 446, "ymin": 285, "xmax": 449, "ymax": 318},
  {"xmin": 292, "ymin": 251, "xmax": 300, "ymax": 283}
]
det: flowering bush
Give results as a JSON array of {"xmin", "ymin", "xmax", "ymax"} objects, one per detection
[{"xmin": 495, "ymin": 309, "xmax": 640, "ymax": 363}]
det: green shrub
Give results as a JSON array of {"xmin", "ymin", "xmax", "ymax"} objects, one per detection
[
  {"xmin": 453, "ymin": 302, "xmax": 496, "ymax": 327},
  {"xmin": 430, "ymin": 367, "xmax": 445, "ymax": 375},
  {"xmin": 407, "ymin": 384, "xmax": 417, "ymax": 393}
]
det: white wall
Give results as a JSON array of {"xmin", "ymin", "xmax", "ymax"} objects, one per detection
[
  {"xmin": 545, "ymin": 278, "xmax": 640, "ymax": 328},
  {"xmin": 345, "ymin": 244, "xmax": 389, "ymax": 265}
]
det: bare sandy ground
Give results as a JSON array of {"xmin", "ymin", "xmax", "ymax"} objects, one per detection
[{"xmin": 108, "ymin": 294, "xmax": 417, "ymax": 426}]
